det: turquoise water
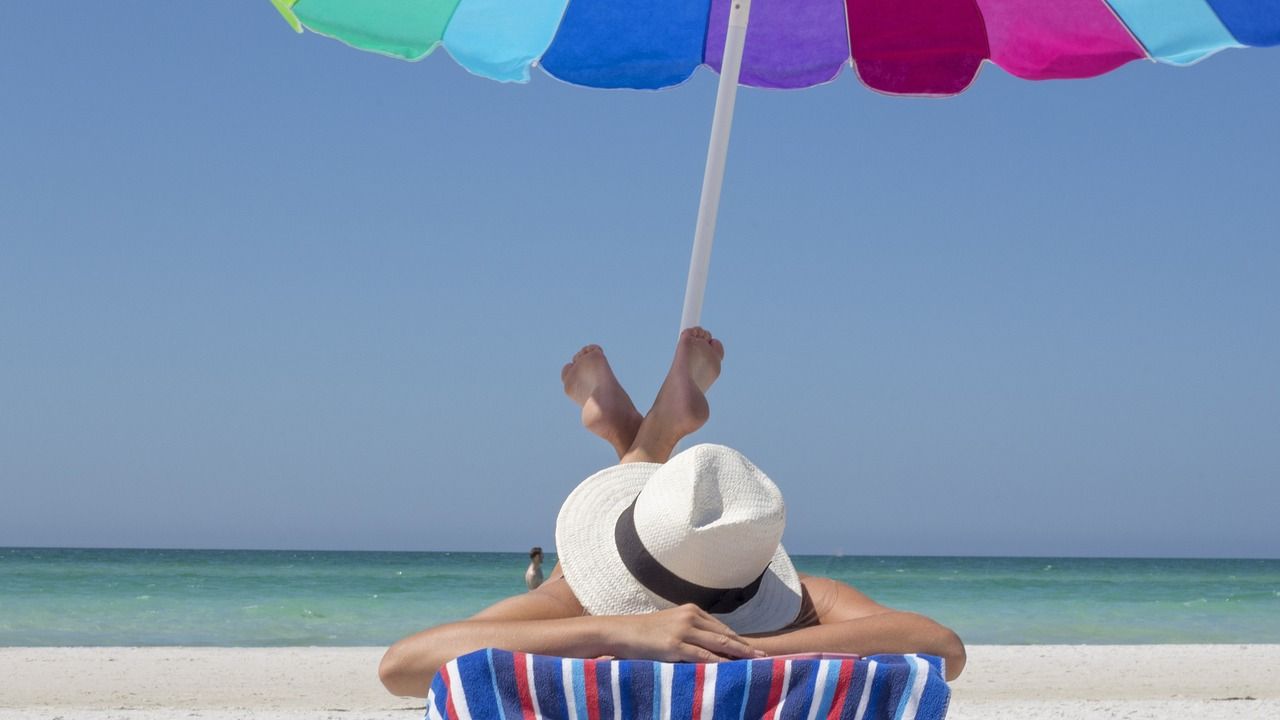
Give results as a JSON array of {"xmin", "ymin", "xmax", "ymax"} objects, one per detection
[{"xmin": 1, "ymin": 548, "xmax": 1277, "ymax": 646}]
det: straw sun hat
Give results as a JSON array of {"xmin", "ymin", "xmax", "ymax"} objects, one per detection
[{"xmin": 555, "ymin": 444, "xmax": 802, "ymax": 634}]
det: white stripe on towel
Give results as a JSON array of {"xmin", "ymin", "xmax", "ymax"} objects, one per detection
[
  {"xmin": 446, "ymin": 659, "xmax": 472, "ymax": 720},
  {"xmin": 806, "ymin": 660, "xmax": 831, "ymax": 720},
  {"xmin": 659, "ymin": 662, "xmax": 674, "ymax": 720},
  {"xmin": 525, "ymin": 654, "xmax": 544, "ymax": 720},
  {"xmin": 853, "ymin": 660, "xmax": 877, "ymax": 720},
  {"xmin": 427, "ymin": 696, "xmax": 446, "ymax": 720},
  {"xmin": 562, "ymin": 658, "xmax": 579, "ymax": 720},
  {"xmin": 701, "ymin": 662, "xmax": 719, "ymax": 720},
  {"xmin": 611, "ymin": 662, "xmax": 622, "ymax": 720}
]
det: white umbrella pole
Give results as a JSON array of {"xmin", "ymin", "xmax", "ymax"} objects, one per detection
[{"xmin": 680, "ymin": 0, "xmax": 752, "ymax": 332}]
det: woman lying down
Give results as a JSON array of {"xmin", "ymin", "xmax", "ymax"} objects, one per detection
[{"xmin": 379, "ymin": 328, "xmax": 966, "ymax": 697}]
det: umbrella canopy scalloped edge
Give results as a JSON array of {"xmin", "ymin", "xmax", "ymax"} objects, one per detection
[{"xmin": 270, "ymin": 0, "xmax": 1280, "ymax": 95}]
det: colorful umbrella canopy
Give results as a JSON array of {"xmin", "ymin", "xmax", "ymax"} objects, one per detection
[
  {"xmin": 268, "ymin": 0, "xmax": 1278, "ymax": 329},
  {"xmin": 271, "ymin": 0, "xmax": 1279, "ymax": 95}
]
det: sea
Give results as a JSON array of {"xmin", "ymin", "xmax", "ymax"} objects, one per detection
[{"xmin": 1, "ymin": 548, "xmax": 1277, "ymax": 647}]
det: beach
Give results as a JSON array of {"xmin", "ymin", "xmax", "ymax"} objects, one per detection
[{"xmin": 2, "ymin": 645, "xmax": 1278, "ymax": 719}]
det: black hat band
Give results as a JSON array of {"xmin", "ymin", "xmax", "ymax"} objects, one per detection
[{"xmin": 614, "ymin": 497, "xmax": 766, "ymax": 615}]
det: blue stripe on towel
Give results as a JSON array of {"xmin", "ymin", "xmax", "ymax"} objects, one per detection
[
  {"xmin": 617, "ymin": 658, "xmax": 635, "ymax": 720},
  {"xmin": 782, "ymin": 659, "xmax": 818, "ymax": 720},
  {"xmin": 837, "ymin": 658, "xmax": 866, "ymax": 719},
  {"xmin": 483, "ymin": 651, "xmax": 505, "ymax": 720},
  {"xmin": 713, "ymin": 654, "xmax": 748, "ymax": 720},
  {"xmin": 922, "ymin": 656, "xmax": 951, "ymax": 720},
  {"xmin": 570, "ymin": 659, "xmax": 589, "ymax": 720},
  {"xmin": 736, "ymin": 657, "xmax": 752, "ymax": 720},
  {"xmin": 864, "ymin": 658, "xmax": 891, "ymax": 720},
  {"xmin": 891, "ymin": 656, "xmax": 921, "ymax": 720},
  {"xmin": 490, "ymin": 650, "xmax": 522, "ymax": 720},
  {"xmin": 651, "ymin": 663, "xmax": 662, "ymax": 719},
  {"xmin": 628, "ymin": 659, "xmax": 653, "ymax": 720},
  {"xmin": 457, "ymin": 651, "xmax": 499, "ymax": 720},
  {"xmin": 429, "ymin": 670, "xmax": 449, "ymax": 719},
  {"xmin": 814, "ymin": 660, "xmax": 841, "ymax": 719},
  {"xmin": 532, "ymin": 654, "xmax": 567, "ymax": 720},
  {"xmin": 671, "ymin": 663, "xmax": 697, "ymax": 720},
  {"xmin": 742, "ymin": 658, "xmax": 773, "ymax": 719},
  {"xmin": 595, "ymin": 660, "xmax": 615, "ymax": 720}
]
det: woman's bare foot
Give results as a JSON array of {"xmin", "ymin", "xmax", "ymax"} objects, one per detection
[
  {"xmin": 622, "ymin": 327, "xmax": 725, "ymax": 463},
  {"xmin": 562, "ymin": 345, "xmax": 643, "ymax": 459}
]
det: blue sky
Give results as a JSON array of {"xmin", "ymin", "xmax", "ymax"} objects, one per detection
[{"xmin": 1, "ymin": 5, "xmax": 1276, "ymax": 558}]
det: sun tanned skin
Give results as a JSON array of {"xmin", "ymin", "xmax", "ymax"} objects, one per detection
[{"xmin": 379, "ymin": 328, "xmax": 965, "ymax": 697}]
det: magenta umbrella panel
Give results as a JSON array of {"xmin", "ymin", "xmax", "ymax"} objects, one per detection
[{"xmin": 272, "ymin": 0, "xmax": 1279, "ymax": 95}]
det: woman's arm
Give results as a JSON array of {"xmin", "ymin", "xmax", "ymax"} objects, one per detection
[
  {"xmin": 378, "ymin": 576, "xmax": 761, "ymax": 697},
  {"xmin": 748, "ymin": 576, "xmax": 966, "ymax": 681},
  {"xmin": 378, "ymin": 577, "xmax": 583, "ymax": 696}
]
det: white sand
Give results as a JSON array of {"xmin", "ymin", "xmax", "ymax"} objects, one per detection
[{"xmin": 2, "ymin": 645, "xmax": 1278, "ymax": 719}]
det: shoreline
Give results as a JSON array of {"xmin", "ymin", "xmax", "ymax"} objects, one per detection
[{"xmin": 2, "ymin": 645, "xmax": 1278, "ymax": 719}]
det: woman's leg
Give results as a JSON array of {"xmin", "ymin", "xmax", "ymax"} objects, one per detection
[
  {"xmin": 561, "ymin": 327, "xmax": 725, "ymax": 464},
  {"xmin": 562, "ymin": 344, "xmax": 644, "ymax": 460},
  {"xmin": 620, "ymin": 327, "xmax": 724, "ymax": 464}
]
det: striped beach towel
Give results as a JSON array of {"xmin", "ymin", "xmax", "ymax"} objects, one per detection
[{"xmin": 427, "ymin": 649, "xmax": 950, "ymax": 720}]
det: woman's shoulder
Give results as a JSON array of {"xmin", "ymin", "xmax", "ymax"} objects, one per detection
[{"xmin": 798, "ymin": 573, "xmax": 893, "ymax": 623}]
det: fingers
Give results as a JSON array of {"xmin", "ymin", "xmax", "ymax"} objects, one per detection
[
  {"xmin": 686, "ymin": 629, "xmax": 760, "ymax": 660},
  {"xmin": 651, "ymin": 605, "xmax": 767, "ymax": 663},
  {"xmin": 677, "ymin": 642, "xmax": 731, "ymax": 663},
  {"xmin": 680, "ymin": 606, "xmax": 764, "ymax": 660}
]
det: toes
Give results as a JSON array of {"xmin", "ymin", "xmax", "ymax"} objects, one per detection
[
  {"xmin": 681, "ymin": 327, "xmax": 721, "ymax": 355},
  {"xmin": 572, "ymin": 344, "xmax": 601, "ymax": 362},
  {"xmin": 564, "ymin": 345, "xmax": 610, "ymax": 387}
]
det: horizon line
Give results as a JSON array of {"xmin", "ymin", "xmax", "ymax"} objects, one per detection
[{"xmin": 4, "ymin": 545, "xmax": 1276, "ymax": 562}]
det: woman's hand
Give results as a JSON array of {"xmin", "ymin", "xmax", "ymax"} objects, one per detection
[
  {"xmin": 606, "ymin": 604, "xmax": 765, "ymax": 663},
  {"xmin": 745, "ymin": 576, "xmax": 966, "ymax": 680}
]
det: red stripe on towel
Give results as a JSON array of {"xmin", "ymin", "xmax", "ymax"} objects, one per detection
[
  {"xmin": 826, "ymin": 660, "xmax": 856, "ymax": 720},
  {"xmin": 513, "ymin": 652, "xmax": 536, "ymax": 720},
  {"xmin": 766, "ymin": 659, "xmax": 786, "ymax": 719},
  {"xmin": 584, "ymin": 659, "xmax": 600, "ymax": 720},
  {"xmin": 691, "ymin": 663, "xmax": 706, "ymax": 720}
]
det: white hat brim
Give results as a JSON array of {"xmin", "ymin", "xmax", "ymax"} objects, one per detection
[{"xmin": 555, "ymin": 461, "xmax": 802, "ymax": 635}]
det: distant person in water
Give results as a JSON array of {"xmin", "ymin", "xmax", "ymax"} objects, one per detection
[
  {"xmin": 379, "ymin": 328, "xmax": 965, "ymax": 697},
  {"xmin": 525, "ymin": 546, "xmax": 544, "ymax": 590}
]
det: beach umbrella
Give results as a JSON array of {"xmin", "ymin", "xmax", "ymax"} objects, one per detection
[{"xmin": 268, "ymin": 0, "xmax": 1279, "ymax": 329}]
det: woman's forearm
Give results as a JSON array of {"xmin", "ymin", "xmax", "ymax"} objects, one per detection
[
  {"xmin": 379, "ymin": 616, "xmax": 613, "ymax": 697},
  {"xmin": 748, "ymin": 612, "xmax": 967, "ymax": 681},
  {"xmin": 380, "ymin": 604, "xmax": 765, "ymax": 697}
]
